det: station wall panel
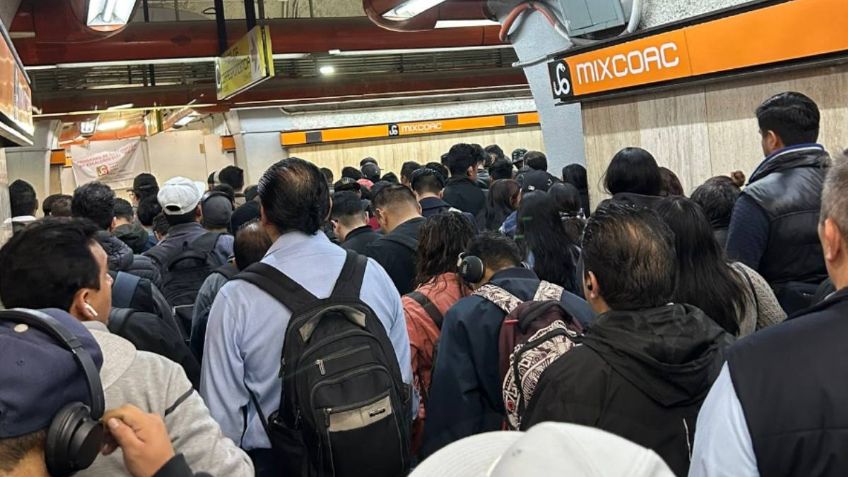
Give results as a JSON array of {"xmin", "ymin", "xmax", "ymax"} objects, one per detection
[
  {"xmin": 287, "ymin": 126, "xmax": 545, "ymax": 180},
  {"xmin": 582, "ymin": 63, "xmax": 848, "ymax": 208}
]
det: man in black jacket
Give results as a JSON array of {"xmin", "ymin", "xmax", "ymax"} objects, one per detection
[
  {"xmin": 521, "ymin": 203, "xmax": 732, "ymax": 477},
  {"xmin": 364, "ymin": 185, "xmax": 424, "ymax": 295},
  {"xmin": 441, "ymin": 143, "xmax": 486, "ymax": 216},
  {"xmin": 331, "ymin": 191, "xmax": 380, "ymax": 254},
  {"xmin": 691, "ymin": 155, "xmax": 848, "ymax": 477},
  {"xmin": 726, "ymin": 92, "xmax": 830, "ymax": 313},
  {"xmin": 421, "ymin": 233, "xmax": 593, "ymax": 459}
]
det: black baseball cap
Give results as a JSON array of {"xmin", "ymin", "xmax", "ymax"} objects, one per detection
[{"xmin": 517, "ymin": 169, "xmax": 555, "ymax": 193}]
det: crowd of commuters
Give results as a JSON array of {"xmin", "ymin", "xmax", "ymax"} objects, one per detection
[{"xmin": 1, "ymin": 90, "xmax": 846, "ymax": 477}]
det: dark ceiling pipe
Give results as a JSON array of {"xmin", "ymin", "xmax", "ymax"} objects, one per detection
[
  {"xmin": 214, "ymin": 0, "xmax": 228, "ymax": 53},
  {"xmin": 34, "ymin": 68, "xmax": 528, "ymax": 115},
  {"xmin": 362, "ymin": 0, "xmax": 492, "ymax": 32},
  {"xmin": 13, "ymin": 16, "xmax": 504, "ymax": 65}
]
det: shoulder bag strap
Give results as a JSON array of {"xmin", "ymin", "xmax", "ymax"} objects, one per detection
[
  {"xmin": 330, "ymin": 251, "xmax": 368, "ymax": 300},
  {"xmin": 735, "ymin": 263, "xmax": 760, "ymax": 312},
  {"xmin": 246, "ymin": 387, "xmax": 271, "ymax": 439},
  {"xmin": 406, "ymin": 291, "xmax": 444, "ymax": 329},
  {"xmin": 234, "ymin": 263, "xmax": 318, "ymax": 316},
  {"xmin": 474, "ymin": 284, "xmax": 524, "ymax": 314},
  {"xmin": 112, "ymin": 272, "xmax": 141, "ymax": 309}
]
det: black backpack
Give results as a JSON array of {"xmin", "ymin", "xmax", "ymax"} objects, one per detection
[
  {"xmin": 158, "ymin": 232, "xmax": 224, "ymax": 336},
  {"xmin": 235, "ymin": 251, "xmax": 412, "ymax": 477}
]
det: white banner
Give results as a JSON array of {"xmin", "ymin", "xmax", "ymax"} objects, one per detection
[{"xmin": 71, "ymin": 139, "xmax": 146, "ymax": 189}]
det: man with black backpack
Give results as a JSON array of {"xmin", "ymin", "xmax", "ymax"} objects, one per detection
[
  {"xmin": 365, "ymin": 185, "xmax": 425, "ymax": 295},
  {"xmin": 145, "ymin": 177, "xmax": 234, "ymax": 336},
  {"xmin": 201, "ymin": 158, "xmax": 414, "ymax": 477},
  {"xmin": 420, "ymin": 232, "xmax": 593, "ymax": 459}
]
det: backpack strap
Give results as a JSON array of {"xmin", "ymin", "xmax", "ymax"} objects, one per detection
[
  {"xmin": 112, "ymin": 272, "xmax": 141, "ymax": 309},
  {"xmin": 406, "ymin": 291, "xmax": 444, "ymax": 329},
  {"xmin": 330, "ymin": 251, "xmax": 368, "ymax": 300},
  {"xmin": 234, "ymin": 263, "xmax": 318, "ymax": 316},
  {"xmin": 534, "ymin": 281, "xmax": 565, "ymax": 302},
  {"xmin": 474, "ymin": 284, "xmax": 524, "ymax": 315},
  {"xmin": 215, "ymin": 262, "xmax": 240, "ymax": 281},
  {"xmin": 108, "ymin": 307, "xmax": 134, "ymax": 335},
  {"xmin": 191, "ymin": 232, "xmax": 223, "ymax": 253},
  {"xmin": 382, "ymin": 233, "xmax": 418, "ymax": 252}
]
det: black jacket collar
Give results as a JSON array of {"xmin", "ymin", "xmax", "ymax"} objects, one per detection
[{"xmin": 750, "ymin": 146, "xmax": 829, "ymax": 184}]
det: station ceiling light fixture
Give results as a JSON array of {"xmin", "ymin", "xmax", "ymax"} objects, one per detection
[
  {"xmin": 434, "ymin": 20, "xmax": 500, "ymax": 28},
  {"xmin": 86, "ymin": 0, "xmax": 139, "ymax": 31},
  {"xmin": 96, "ymin": 119, "xmax": 128, "ymax": 132},
  {"xmin": 319, "ymin": 65, "xmax": 336, "ymax": 76},
  {"xmin": 382, "ymin": 0, "xmax": 449, "ymax": 21}
]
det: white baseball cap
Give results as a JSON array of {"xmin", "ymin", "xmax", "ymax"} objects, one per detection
[
  {"xmin": 411, "ymin": 422, "xmax": 675, "ymax": 477},
  {"xmin": 157, "ymin": 177, "xmax": 206, "ymax": 216}
]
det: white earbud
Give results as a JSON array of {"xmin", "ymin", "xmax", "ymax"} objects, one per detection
[{"xmin": 84, "ymin": 304, "xmax": 99, "ymax": 318}]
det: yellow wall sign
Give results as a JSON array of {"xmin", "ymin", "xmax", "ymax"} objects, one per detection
[
  {"xmin": 281, "ymin": 112, "xmax": 540, "ymax": 146},
  {"xmin": 216, "ymin": 26, "xmax": 275, "ymax": 100}
]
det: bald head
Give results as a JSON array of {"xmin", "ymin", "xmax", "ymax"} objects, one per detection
[{"xmin": 234, "ymin": 219, "xmax": 273, "ymax": 271}]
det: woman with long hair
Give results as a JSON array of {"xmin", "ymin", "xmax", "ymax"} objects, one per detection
[
  {"xmin": 402, "ymin": 212, "xmax": 476, "ymax": 453},
  {"xmin": 561, "ymin": 163, "xmax": 591, "ymax": 216},
  {"xmin": 476, "ymin": 179, "xmax": 521, "ymax": 231},
  {"xmin": 515, "ymin": 192, "xmax": 582, "ymax": 296},
  {"xmin": 656, "ymin": 196, "xmax": 786, "ymax": 336},
  {"xmin": 549, "ymin": 182, "xmax": 587, "ymax": 243}
]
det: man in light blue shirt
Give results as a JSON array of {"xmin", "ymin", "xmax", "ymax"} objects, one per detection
[{"xmin": 200, "ymin": 158, "xmax": 413, "ymax": 477}]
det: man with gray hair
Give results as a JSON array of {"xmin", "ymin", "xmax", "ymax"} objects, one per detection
[{"xmin": 691, "ymin": 154, "xmax": 848, "ymax": 477}]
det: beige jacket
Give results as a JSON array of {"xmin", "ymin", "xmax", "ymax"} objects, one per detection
[{"xmin": 79, "ymin": 321, "xmax": 253, "ymax": 477}]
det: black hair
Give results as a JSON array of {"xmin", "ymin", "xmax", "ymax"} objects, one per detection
[
  {"xmin": 549, "ymin": 182, "xmax": 586, "ymax": 243},
  {"xmin": 516, "ymin": 192, "xmax": 581, "ymax": 295},
  {"xmin": 259, "ymin": 157, "xmax": 329, "ymax": 235},
  {"xmin": 401, "ymin": 161, "xmax": 422, "ymax": 183},
  {"xmin": 42, "ymin": 193, "xmax": 71, "ymax": 216},
  {"xmin": 411, "ymin": 168, "xmax": 445, "ymax": 196},
  {"xmin": 465, "ymin": 231, "xmax": 522, "ymax": 272},
  {"xmin": 425, "ymin": 162, "xmax": 449, "ymax": 180},
  {"xmin": 0, "ymin": 218, "xmax": 101, "ymax": 312},
  {"xmin": 444, "ymin": 143, "xmax": 478, "ymax": 177},
  {"xmin": 656, "ymin": 197, "xmax": 748, "ymax": 335},
  {"xmin": 381, "ymin": 172, "xmax": 399, "ymax": 184},
  {"xmin": 582, "ymin": 202, "xmax": 676, "ymax": 310},
  {"xmin": 341, "ymin": 166, "xmax": 363, "ymax": 181},
  {"xmin": 361, "ymin": 162, "xmax": 382, "ymax": 183},
  {"xmin": 113, "ymin": 198, "xmax": 134, "ymax": 222},
  {"xmin": 49, "ymin": 195, "xmax": 73, "ymax": 218},
  {"xmin": 137, "ymin": 196, "xmax": 162, "ymax": 227},
  {"xmin": 320, "ymin": 167, "xmax": 334, "ymax": 184},
  {"xmin": 477, "ymin": 179, "xmax": 520, "ymax": 231},
  {"xmin": 152, "ymin": 213, "xmax": 170, "ymax": 237},
  {"xmin": 562, "ymin": 164, "xmax": 588, "ymax": 190},
  {"xmin": 485, "ymin": 144, "xmax": 506, "ymax": 163},
  {"xmin": 9, "ymin": 180, "xmax": 37, "ymax": 217},
  {"xmin": 71, "ymin": 182, "xmax": 116, "ymax": 230},
  {"xmin": 234, "ymin": 219, "xmax": 272, "ymax": 271},
  {"xmin": 360, "ymin": 157, "xmax": 378, "ymax": 167},
  {"xmin": 603, "ymin": 147, "xmax": 663, "ymax": 196},
  {"xmin": 659, "ymin": 167, "xmax": 685, "ymax": 197},
  {"xmin": 471, "ymin": 144, "xmax": 488, "ymax": 166},
  {"xmin": 244, "ymin": 185, "xmax": 260, "ymax": 202},
  {"xmin": 416, "ymin": 212, "xmax": 476, "ymax": 288},
  {"xmin": 208, "ymin": 172, "xmax": 217, "ymax": 185},
  {"xmin": 165, "ymin": 209, "xmax": 198, "ymax": 227},
  {"xmin": 0, "ymin": 430, "xmax": 47, "ymax": 473},
  {"xmin": 524, "ymin": 151, "xmax": 548, "ymax": 172},
  {"xmin": 756, "ymin": 91, "xmax": 820, "ymax": 146},
  {"xmin": 212, "ymin": 184, "xmax": 236, "ymax": 203},
  {"xmin": 488, "ymin": 158, "xmax": 514, "ymax": 181},
  {"xmin": 331, "ymin": 191, "xmax": 368, "ymax": 227},
  {"xmin": 218, "ymin": 166, "xmax": 245, "ymax": 191},
  {"xmin": 690, "ymin": 176, "xmax": 741, "ymax": 229},
  {"xmin": 373, "ymin": 184, "xmax": 419, "ymax": 210},
  {"xmin": 132, "ymin": 173, "xmax": 159, "ymax": 202}
]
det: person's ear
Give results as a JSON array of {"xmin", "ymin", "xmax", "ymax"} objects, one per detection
[
  {"xmin": 71, "ymin": 288, "xmax": 99, "ymax": 321},
  {"xmin": 195, "ymin": 204, "xmax": 203, "ymax": 220},
  {"xmin": 821, "ymin": 218, "xmax": 843, "ymax": 263},
  {"xmin": 110, "ymin": 217, "xmax": 118, "ymax": 231},
  {"xmin": 584, "ymin": 271, "xmax": 601, "ymax": 299},
  {"xmin": 325, "ymin": 196, "xmax": 334, "ymax": 223}
]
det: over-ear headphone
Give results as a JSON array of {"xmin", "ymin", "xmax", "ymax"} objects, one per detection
[
  {"xmin": 458, "ymin": 253, "xmax": 485, "ymax": 284},
  {"xmin": 410, "ymin": 167, "xmax": 447, "ymax": 191},
  {"xmin": 1, "ymin": 309, "xmax": 105, "ymax": 477},
  {"xmin": 201, "ymin": 190, "xmax": 235, "ymax": 210}
]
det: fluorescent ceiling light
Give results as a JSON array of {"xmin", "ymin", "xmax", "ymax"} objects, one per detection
[
  {"xmin": 174, "ymin": 114, "xmax": 198, "ymax": 127},
  {"xmin": 87, "ymin": 0, "xmax": 137, "ymax": 29},
  {"xmin": 25, "ymin": 53, "xmax": 309, "ymax": 71},
  {"xmin": 382, "ymin": 0, "xmax": 448, "ymax": 21},
  {"xmin": 435, "ymin": 20, "xmax": 500, "ymax": 28},
  {"xmin": 271, "ymin": 53, "xmax": 311, "ymax": 60},
  {"xmin": 107, "ymin": 103, "xmax": 134, "ymax": 110},
  {"xmin": 328, "ymin": 44, "xmax": 512, "ymax": 57},
  {"xmin": 97, "ymin": 119, "xmax": 127, "ymax": 132},
  {"xmin": 319, "ymin": 65, "xmax": 336, "ymax": 76}
]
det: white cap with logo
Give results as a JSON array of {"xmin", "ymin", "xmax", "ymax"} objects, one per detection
[
  {"xmin": 157, "ymin": 177, "xmax": 206, "ymax": 216},
  {"xmin": 411, "ymin": 422, "xmax": 675, "ymax": 477}
]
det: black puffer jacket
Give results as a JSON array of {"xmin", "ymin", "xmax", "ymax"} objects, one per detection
[
  {"xmin": 522, "ymin": 304, "xmax": 732, "ymax": 476},
  {"xmin": 113, "ymin": 222, "xmax": 152, "ymax": 254},
  {"xmin": 97, "ymin": 231, "xmax": 161, "ymax": 286}
]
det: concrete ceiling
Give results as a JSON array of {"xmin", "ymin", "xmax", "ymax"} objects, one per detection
[{"xmin": 140, "ymin": 0, "xmax": 365, "ymax": 20}]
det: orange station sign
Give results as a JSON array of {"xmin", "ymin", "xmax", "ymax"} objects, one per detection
[{"xmin": 549, "ymin": 0, "xmax": 848, "ymax": 102}]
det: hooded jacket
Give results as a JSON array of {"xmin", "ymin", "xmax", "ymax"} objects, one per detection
[
  {"xmin": 114, "ymin": 222, "xmax": 152, "ymax": 254},
  {"xmin": 522, "ymin": 304, "xmax": 732, "ymax": 477},
  {"xmin": 98, "ymin": 231, "xmax": 161, "ymax": 285},
  {"xmin": 79, "ymin": 321, "xmax": 253, "ymax": 477}
]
